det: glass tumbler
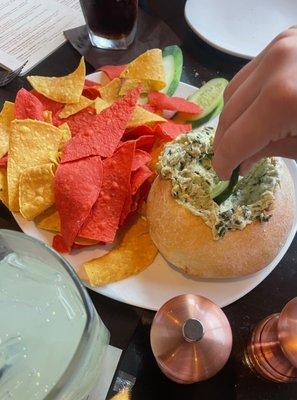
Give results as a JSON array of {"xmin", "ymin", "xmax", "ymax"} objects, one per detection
[
  {"xmin": 79, "ymin": 0, "xmax": 138, "ymax": 50},
  {"xmin": 0, "ymin": 230, "xmax": 110, "ymax": 400}
]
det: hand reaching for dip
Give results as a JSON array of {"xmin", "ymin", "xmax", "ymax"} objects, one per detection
[{"xmin": 213, "ymin": 27, "xmax": 297, "ymax": 180}]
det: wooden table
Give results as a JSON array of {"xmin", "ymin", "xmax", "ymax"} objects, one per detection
[{"xmin": 1, "ymin": 1, "xmax": 297, "ymax": 398}]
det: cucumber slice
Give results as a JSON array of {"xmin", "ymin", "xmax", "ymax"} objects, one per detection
[
  {"xmin": 210, "ymin": 179, "xmax": 229, "ymax": 199},
  {"xmin": 213, "ymin": 167, "xmax": 240, "ymax": 205},
  {"xmin": 192, "ymin": 97, "xmax": 224, "ymax": 128},
  {"xmin": 162, "ymin": 45, "xmax": 183, "ymax": 96}
]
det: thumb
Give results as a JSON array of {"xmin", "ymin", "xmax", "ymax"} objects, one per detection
[{"xmin": 240, "ymin": 137, "xmax": 297, "ymax": 175}]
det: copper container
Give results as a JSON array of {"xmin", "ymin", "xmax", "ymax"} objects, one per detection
[
  {"xmin": 246, "ymin": 297, "xmax": 297, "ymax": 383},
  {"xmin": 150, "ymin": 294, "xmax": 232, "ymax": 384}
]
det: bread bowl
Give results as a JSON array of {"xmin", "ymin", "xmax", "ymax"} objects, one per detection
[{"xmin": 147, "ymin": 127, "xmax": 295, "ymax": 278}]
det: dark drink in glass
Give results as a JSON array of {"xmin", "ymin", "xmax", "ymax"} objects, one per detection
[{"xmin": 80, "ymin": 0, "xmax": 138, "ymax": 50}]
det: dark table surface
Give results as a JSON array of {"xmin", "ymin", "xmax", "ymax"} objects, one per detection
[{"xmin": 1, "ymin": 1, "xmax": 297, "ymax": 399}]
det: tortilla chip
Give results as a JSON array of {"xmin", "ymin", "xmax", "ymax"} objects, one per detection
[
  {"xmin": 120, "ymin": 49, "xmax": 166, "ymax": 91},
  {"xmin": 94, "ymin": 97, "xmax": 109, "ymax": 114},
  {"xmin": 81, "ymin": 215, "xmax": 157, "ymax": 286},
  {"xmin": 32, "ymin": 91, "xmax": 63, "ymax": 116},
  {"xmin": 19, "ymin": 163, "xmax": 55, "ymax": 220},
  {"xmin": 0, "ymin": 101, "xmax": 15, "ymax": 159},
  {"xmin": 15, "ymin": 88, "xmax": 44, "ymax": 121},
  {"xmin": 131, "ymin": 165, "xmax": 152, "ymax": 195},
  {"xmin": 7, "ymin": 120, "xmax": 63, "ymax": 211},
  {"xmin": 61, "ymin": 107, "xmax": 96, "ymax": 137},
  {"xmin": 54, "ymin": 156, "xmax": 103, "ymax": 250},
  {"xmin": 99, "ymin": 78, "xmax": 121, "ymax": 102},
  {"xmin": 124, "ymin": 124, "xmax": 154, "ymax": 139},
  {"xmin": 119, "ymin": 78, "xmax": 150, "ymax": 96},
  {"xmin": 0, "ymin": 168, "xmax": 8, "ymax": 207},
  {"xmin": 127, "ymin": 106, "xmax": 165, "ymax": 129},
  {"xmin": 27, "ymin": 57, "xmax": 85, "ymax": 104},
  {"xmin": 37, "ymin": 208, "xmax": 60, "ymax": 232},
  {"xmin": 99, "ymin": 64, "xmax": 127, "ymax": 80},
  {"xmin": 43, "ymin": 110, "xmax": 53, "ymax": 124},
  {"xmin": 58, "ymin": 123, "xmax": 71, "ymax": 149},
  {"xmin": 132, "ymin": 149, "xmax": 151, "ymax": 171},
  {"xmin": 0, "ymin": 154, "xmax": 8, "ymax": 168},
  {"xmin": 148, "ymin": 92, "xmax": 203, "ymax": 114},
  {"xmin": 155, "ymin": 121, "xmax": 192, "ymax": 140},
  {"xmin": 61, "ymin": 86, "xmax": 141, "ymax": 162},
  {"xmin": 52, "ymin": 234, "xmax": 68, "ymax": 253},
  {"xmin": 110, "ymin": 388, "xmax": 131, "ymax": 400},
  {"xmin": 134, "ymin": 135, "xmax": 157, "ymax": 151},
  {"xmin": 59, "ymin": 96, "xmax": 94, "ymax": 119},
  {"xmin": 79, "ymin": 141, "xmax": 135, "ymax": 243}
]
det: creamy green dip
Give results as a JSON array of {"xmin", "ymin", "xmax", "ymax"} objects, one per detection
[{"xmin": 157, "ymin": 126, "xmax": 281, "ymax": 239}]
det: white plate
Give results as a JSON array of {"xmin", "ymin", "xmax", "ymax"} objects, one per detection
[
  {"xmin": 185, "ymin": 0, "xmax": 297, "ymax": 59},
  {"xmin": 13, "ymin": 72, "xmax": 297, "ymax": 311}
]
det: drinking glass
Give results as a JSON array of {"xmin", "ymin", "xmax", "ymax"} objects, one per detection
[
  {"xmin": 0, "ymin": 230, "xmax": 110, "ymax": 400},
  {"xmin": 79, "ymin": 0, "xmax": 138, "ymax": 50}
]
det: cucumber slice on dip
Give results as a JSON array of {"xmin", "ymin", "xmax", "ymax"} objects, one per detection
[
  {"xmin": 212, "ymin": 167, "xmax": 240, "ymax": 205},
  {"xmin": 162, "ymin": 45, "xmax": 183, "ymax": 96},
  {"xmin": 192, "ymin": 97, "xmax": 224, "ymax": 127},
  {"xmin": 176, "ymin": 78, "xmax": 228, "ymax": 123}
]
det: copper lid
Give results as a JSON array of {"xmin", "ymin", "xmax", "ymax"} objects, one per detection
[{"xmin": 150, "ymin": 294, "xmax": 232, "ymax": 384}]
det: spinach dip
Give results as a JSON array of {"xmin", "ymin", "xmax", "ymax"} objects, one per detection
[{"xmin": 157, "ymin": 126, "xmax": 281, "ymax": 239}]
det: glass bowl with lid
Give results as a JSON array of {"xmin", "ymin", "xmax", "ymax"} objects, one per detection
[{"xmin": 0, "ymin": 229, "xmax": 110, "ymax": 400}]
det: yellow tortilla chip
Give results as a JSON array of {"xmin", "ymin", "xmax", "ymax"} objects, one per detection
[
  {"xmin": 19, "ymin": 163, "xmax": 56, "ymax": 220},
  {"xmin": 120, "ymin": 49, "xmax": 166, "ymax": 91},
  {"xmin": 27, "ymin": 57, "xmax": 85, "ymax": 104},
  {"xmin": 81, "ymin": 216, "xmax": 157, "ymax": 286},
  {"xmin": 58, "ymin": 123, "xmax": 72, "ymax": 150},
  {"xmin": 127, "ymin": 106, "xmax": 166, "ymax": 128},
  {"xmin": 58, "ymin": 95, "xmax": 93, "ymax": 119},
  {"xmin": 0, "ymin": 101, "xmax": 15, "ymax": 158},
  {"xmin": 119, "ymin": 79, "xmax": 150, "ymax": 96},
  {"xmin": 94, "ymin": 97, "xmax": 109, "ymax": 114},
  {"xmin": 111, "ymin": 388, "xmax": 131, "ymax": 400},
  {"xmin": 0, "ymin": 168, "xmax": 8, "ymax": 208},
  {"xmin": 36, "ymin": 208, "xmax": 60, "ymax": 232},
  {"xmin": 43, "ymin": 110, "xmax": 52, "ymax": 124},
  {"xmin": 7, "ymin": 120, "xmax": 63, "ymax": 211},
  {"xmin": 99, "ymin": 78, "xmax": 121, "ymax": 102}
]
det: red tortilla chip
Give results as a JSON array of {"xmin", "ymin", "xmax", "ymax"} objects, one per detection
[
  {"xmin": 119, "ymin": 187, "xmax": 132, "ymax": 226},
  {"xmin": 61, "ymin": 86, "xmax": 141, "ymax": 162},
  {"xmin": 155, "ymin": 121, "xmax": 192, "ymax": 140},
  {"xmin": 131, "ymin": 165, "xmax": 152, "ymax": 195},
  {"xmin": 52, "ymin": 235, "xmax": 68, "ymax": 253},
  {"xmin": 134, "ymin": 135, "xmax": 156, "ymax": 151},
  {"xmin": 54, "ymin": 156, "xmax": 103, "ymax": 250},
  {"xmin": 79, "ymin": 141, "xmax": 135, "ymax": 243},
  {"xmin": 141, "ymin": 104, "xmax": 159, "ymax": 114},
  {"xmin": 83, "ymin": 80, "xmax": 101, "ymax": 100},
  {"xmin": 99, "ymin": 64, "xmax": 127, "ymax": 80},
  {"xmin": 132, "ymin": 149, "xmax": 151, "ymax": 171},
  {"xmin": 15, "ymin": 89, "xmax": 44, "ymax": 121},
  {"xmin": 59, "ymin": 107, "xmax": 95, "ymax": 136},
  {"xmin": 148, "ymin": 92, "xmax": 203, "ymax": 114},
  {"xmin": 31, "ymin": 91, "xmax": 63, "ymax": 125},
  {"xmin": 0, "ymin": 154, "xmax": 8, "ymax": 168},
  {"xmin": 125, "ymin": 124, "xmax": 155, "ymax": 139}
]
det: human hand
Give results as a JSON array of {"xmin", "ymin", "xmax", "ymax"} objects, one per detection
[{"xmin": 212, "ymin": 27, "xmax": 297, "ymax": 180}]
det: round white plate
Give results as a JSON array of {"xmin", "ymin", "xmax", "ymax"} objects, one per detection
[
  {"xmin": 185, "ymin": 0, "xmax": 297, "ymax": 59},
  {"xmin": 13, "ymin": 72, "xmax": 297, "ymax": 310}
]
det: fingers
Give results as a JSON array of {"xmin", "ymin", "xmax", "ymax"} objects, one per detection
[
  {"xmin": 212, "ymin": 93, "xmax": 276, "ymax": 180},
  {"xmin": 213, "ymin": 67, "xmax": 261, "ymax": 151},
  {"xmin": 240, "ymin": 137, "xmax": 297, "ymax": 175}
]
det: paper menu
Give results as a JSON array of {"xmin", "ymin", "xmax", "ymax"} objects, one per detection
[{"xmin": 0, "ymin": 0, "xmax": 85, "ymax": 75}]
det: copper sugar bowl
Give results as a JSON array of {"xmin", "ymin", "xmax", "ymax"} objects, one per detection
[
  {"xmin": 150, "ymin": 294, "xmax": 232, "ymax": 384},
  {"xmin": 246, "ymin": 297, "xmax": 297, "ymax": 383}
]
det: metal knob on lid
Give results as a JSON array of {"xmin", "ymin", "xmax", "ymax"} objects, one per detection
[
  {"xmin": 150, "ymin": 294, "xmax": 232, "ymax": 384},
  {"xmin": 246, "ymin": 297, "xmax": 297, "ymax": 382}
]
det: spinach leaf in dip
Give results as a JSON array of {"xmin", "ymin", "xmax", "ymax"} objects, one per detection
[{"xmin": 157, "ymin": 126, "xmax": 281, "ymax": 239}]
